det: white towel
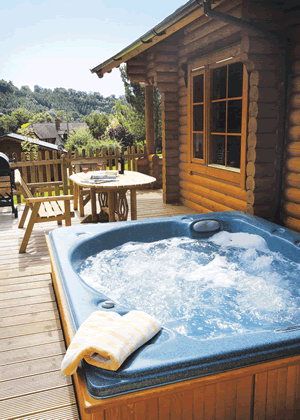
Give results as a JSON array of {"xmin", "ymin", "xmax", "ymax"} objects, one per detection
[{"xmin": 61, "ymin": 310, "xmax": 162, "ymax": 375}]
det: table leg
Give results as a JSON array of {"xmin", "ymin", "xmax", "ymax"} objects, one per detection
[
  {"xmin": 73, "ymin": 183, "xmax": 78, "ymax": 210},
  {"xmin": 130, "ymin": 189, "xmax": 137, "ymax": 220},
  {"xmin": 90, "ymin": 189, "xmax": 97, "ymax": 222},
  {"xmin": 108, "ymin": 191, "xmax": 115, "ymax": 222},
  {"xmin": 79, "ymin": 186, "xmax": 84, "ymax": 217}
]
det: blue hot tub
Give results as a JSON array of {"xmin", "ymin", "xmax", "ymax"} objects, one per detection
[{"xmin": 48, "ymin": 211, "xmax": 300, "ymax": 399}]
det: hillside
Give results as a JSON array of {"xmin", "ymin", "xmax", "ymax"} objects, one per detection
[{"xmin": 0, "ymin": 80, "xmax": 123, "ymax": 121}]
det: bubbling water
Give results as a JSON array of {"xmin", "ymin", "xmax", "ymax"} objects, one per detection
[{"xmin": 79, "ymin": 232, "xmax": 300, "ymax": 340}]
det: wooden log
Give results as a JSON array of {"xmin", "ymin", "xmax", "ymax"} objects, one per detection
[
  {"xmin": 246, "ymin": 175, "xmax": 275, "ymax": 192},
  {"xmin": 246, "ymin": 190, "xmax": 276, "ymax": 206},
  {"xmin": 180, "ymin": 189, "xmax": 237, "ymax": 213},
  {"xmin": 249, "ymin": 70, "xmax": 281, "ymax": 89},
  {"xmin": 127, "ymin": 74, "xmax": 147, "ymax": 83},
  {"xmin": 281, "ymin": 214, "xmax": 300, "ymax": 233},
  {"xmin": 290, "ymin": 93, "xmax": 300, "ymax": 109},
  {"xmin": 180, "ymin": 180, "xmax": 247, "ymax": 211},
  {"xmin": 241, "ymin": 37, "xmax": 280, "ymax": 56},
  {"xmin": 285, "ymin": 141, "xmax": 300, "ymax": 157},
  {"xmin": 179, "ymin": 168, "xmax": 247, "ymax": 201},
  {"xmin": 180, "ymin": 197, "xmax": 212, "ymax": 214},
  {"xmin": 179, "ymin": 24, "xmax": 240, "ymax": 58},
  {"xmin": 288, "ymin": 126, "xmax": 300, "ymax": 142},
  {"xmin": 249, "ymin": 87, "xmax": 279, "ymax": 104},
  {"xmin": 156, "ymin": 82, "xmax": 178, "ymax": 93},
  {"xmin": 162, "ymin": 120, "xmax": 180, "ymax": 130},
  {"xmin": 248, "ymin": 117, "xmax": 278, "ymax": 134},
  {"xmin": 281, "ymin": 200, "xmax": 300, "ymax": 220},
  {"xmin": 179, "ymin": 96, "xmax": 188, "ymax": 107},
  {"xmin": 292, "ymin": 77, "xmax": 300, "ymax": 93},
  {"xmin": 247, "ymin": 147, "xmax": 276, "ymax": 164},
  {"xmin": 246, "ymin": 203, "xmax": 277, "ymax": 218},
  {"xmin": 127, "ymin": 66, "xmax": 147, "ymax": 75},
  {"xmin": 292, "ymin": 60, "xmax": 300, "ymax": 75},
  {"xmin": 283, "ymin": 187, "xmax": 300, "ymax": 204},
  {"xmin": 145, "ymin": 85, "xmax": 155, "ymax": 155},
  {"xmin": 285, "ymin": 157, "xmax": 300, "ymax": 173},
  {"xmin": 246, "ymin": 162, "xmax": 275, "ymax": 178},
  {"xmin": 289, "ymin": 110, "xmax": 300, "ymax": 126},
  {"xmin": 156, "ymin": 73, "xmax": 178, "ymax": 84},
  {"xmin": 161, "ymin": 111, "xmax": 179, "ymax": 121},
  {"xmin": 247, "ymin": 132, "xmax": 279, "ymax": 149},
  {"xmin": 179, "ymin": 134, "xmax": 188, "ymax": 145},
  {"xmin": 183, "ymin": 0, "xmax": 242, "ymax": 35},
  {"xmin": 178, "ymin": 105, "xmax": 188, "ymax": 117},
  {"xmin": 154, "ymin": 53, "xmax": 178, "ymax": 63},
  {"xmin": 241, "ymin": 53, "xmax": 281, "ymax": 72},
  {"xmin": 283, "ymin": 172, "xmax": 300, "ymax": 188},
  {"xmin": 183, "ymin": 7, "xmax": 241, "ymax": 47}
]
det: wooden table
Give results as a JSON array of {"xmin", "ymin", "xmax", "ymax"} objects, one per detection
[{"xmin": 69, "ymin": 170, "xmax": 156, "ymax": 223}]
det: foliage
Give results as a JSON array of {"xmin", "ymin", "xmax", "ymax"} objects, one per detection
[
  {"xmin": 107, "ymin": 124, "xmax": 134, "ymax": 148},
  {"xmin": 19, "ymin": 128, "xmax": 39, "ymax": 160},
  {"xmin": 64, "ymin": 126, "xmax": 121, "ymax": 156},
  {"xmin": 64, "ymin": 126, "xmax": 94, "ymax": 152},
  {"xmin": 84, "ymin": 113, "xmax": 110, "ymax": 138},
  {"xmin": 0, "ymin": 79, "xmax": 119, "ymax": 120},
  {"xmin": 29, "ymin": 112, "xmax": 54, "ymax": 123},
  {"xmin": 119, "ymin": 66, "xmax": 162, "ymax": 151},
  {"xmin": 0, "ymin": 108, "xmax": 31, "ymax": 135}
]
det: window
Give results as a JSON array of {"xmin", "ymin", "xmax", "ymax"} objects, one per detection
[{"xmin": 189, "ymin": 55, "xmax": 248, "ymax": 186}]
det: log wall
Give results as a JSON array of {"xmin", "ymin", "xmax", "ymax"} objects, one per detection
[
  {"xmin": 281, "ymin": 26, "xmax": 300, "ymax": 233},
  {"xmin": 126, "ymin": 0, "xmax": 292, "ymax": 221}
]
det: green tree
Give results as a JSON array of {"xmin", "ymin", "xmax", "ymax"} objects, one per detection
[
  {"xmin": 119, "ymin": 66, "xmax": 162, "ymax": 150},
  {"xmin": 64, "ymin": 126, "xmax": 94, "ymax": 153},
  {"xmin": 29, "ymin": 112, "xmax": 53, "ymax": 123},
  {"xmin": 84, "ymin": 113, "xmax": 110, "ymax": 138}
]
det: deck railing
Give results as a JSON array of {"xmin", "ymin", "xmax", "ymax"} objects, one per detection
[{"xmin": 10, "ymin": 145, "xmax": 148, "ymax": 201}]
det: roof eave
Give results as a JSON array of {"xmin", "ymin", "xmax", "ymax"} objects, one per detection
[{"xmin": 91, "ymin": 0, "xmax": 206, "ymax": 78}]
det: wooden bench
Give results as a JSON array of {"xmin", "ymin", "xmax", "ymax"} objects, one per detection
[{"xmin": 15, "ymin": 169, "xmax": 74, "ymax": 253}]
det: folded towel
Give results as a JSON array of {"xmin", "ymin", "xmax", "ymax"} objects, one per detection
[{"xmin": 61, "ymin": 310, "xmax": 162, "ymax": 375}]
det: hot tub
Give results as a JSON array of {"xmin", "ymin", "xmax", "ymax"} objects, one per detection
[{"xmin": 47, "ymin": 211, "xmax": 300, "ymax": 419}]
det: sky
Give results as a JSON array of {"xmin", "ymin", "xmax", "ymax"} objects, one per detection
[{"xmin": 1, "ymin": 0, "xmax": 186, "ymax": 98}]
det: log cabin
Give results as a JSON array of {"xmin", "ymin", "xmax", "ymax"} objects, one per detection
[{"xmin": 91, "ymin": 0, "xmax": 300, "ymax": 232}]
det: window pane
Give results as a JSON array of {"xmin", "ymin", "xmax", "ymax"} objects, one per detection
[
  {"xmin": 193, "ymin": 104, "xmax": 203, "ymax": 131},
  {"xmin": 211, "ymin": 135, "xmax": 226, "ymax": 165},
  {"xmin": 228, "ymin": 99, "xmax": 242, "ymax": 133},
  {"xmin": 227, "ymin": 136, "xmax": 241, "ymax": 168},
  {"xmin": 211, "ymin": 102, "xmax": 226, "ymax": 133},
  {"xmin": 228, "ymin": 62, "xmax": 243, "ymax": 98},
  {"xmin": 193, "ymin": 133, "xmax": 203, "ymax": 159},
  {"xmin": 193, "ymin": 74, "xmax": 204, "ymax": 103},
  {"xmin": 212, "ymin": 66, "xmax": 227, "ymax": 100}
]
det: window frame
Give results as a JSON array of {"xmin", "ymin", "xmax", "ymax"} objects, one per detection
[{"xmin": 188, "ymin": 50, "xmax": 248, "ymax": 189}]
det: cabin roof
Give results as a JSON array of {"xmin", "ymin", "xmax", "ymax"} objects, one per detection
[
  {"xmin": 90, "ymin": 0, "xmax": 299, "ymax": 80},
  {"xmin": 0, "ymin": 133, "xmax": 67, "ymax": 152},
  {"xmin": 90, "ymin": 0, "xmax": 207, "ymax": 79}
]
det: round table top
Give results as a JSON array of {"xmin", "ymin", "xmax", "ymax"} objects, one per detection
[{"xmin": 69, "ymin": 170, "xmax": 156, "ymax": 190}]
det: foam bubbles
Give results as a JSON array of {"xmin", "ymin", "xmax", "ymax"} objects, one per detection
[{"xmin": 79, "ymin": 233, "xmax": 300, "ymax": 341}]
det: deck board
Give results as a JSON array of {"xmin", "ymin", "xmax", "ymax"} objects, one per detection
[{"xmin": 0, "ymin": 189, "xmax": 197, "ymax": 419}]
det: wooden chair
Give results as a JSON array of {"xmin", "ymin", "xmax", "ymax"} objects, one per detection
[{"xmin": 15, "ymin": 170, "xmax": 74, "ymax": 253}]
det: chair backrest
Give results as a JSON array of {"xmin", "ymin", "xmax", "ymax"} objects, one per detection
[{"xmin": 14, "ymin": 169, "xmax": 34, "ymax": 199}]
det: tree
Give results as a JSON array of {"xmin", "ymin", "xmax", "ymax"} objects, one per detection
[
  {"xmin": 64, "ymin": 126, "xmax": 94, "ymax": 152},
  {"xmin": 119, "ymin": 66, "xmax": 162, "ymax": 150},
  {"xmin": 84, "ymin": 113, "xmax": 110, "ymax": 138},
  {"xmin": 29, "ymin": 112, "xmax": 54, "ymax": 123}
]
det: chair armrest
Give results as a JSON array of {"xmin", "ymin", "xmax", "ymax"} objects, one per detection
[{"xmin": 23, "ymin": 195, "xmax": 74, "ymax": 203}]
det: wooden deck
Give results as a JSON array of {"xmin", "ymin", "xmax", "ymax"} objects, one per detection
[{"xmin": 0, "ymin": 190, "xmax": 197, "ymax": 420}]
